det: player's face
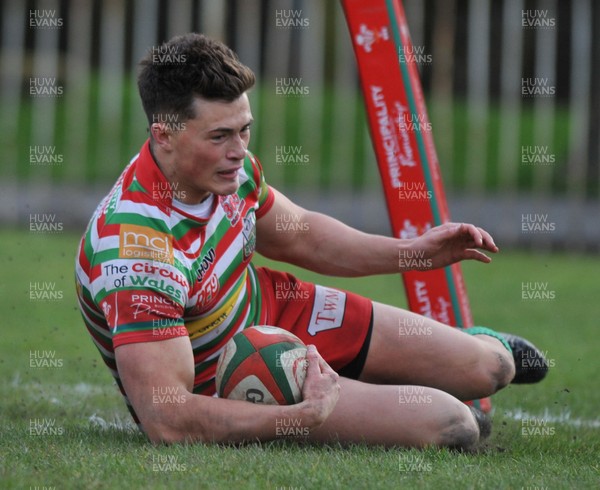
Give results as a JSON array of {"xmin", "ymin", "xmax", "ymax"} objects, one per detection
[{"xmin": 167, "ymin": 94, "xmax": 253, "ymax": 204}]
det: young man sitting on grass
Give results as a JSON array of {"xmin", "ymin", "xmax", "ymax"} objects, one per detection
[{"xmin": 75, "ymin": 33, "xmax": 547, "ymax": 448}]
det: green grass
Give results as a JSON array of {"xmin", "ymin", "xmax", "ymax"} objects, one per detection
[{"xmin": 0, "ymin": 229, "xmax": 598, "ymax": 489}]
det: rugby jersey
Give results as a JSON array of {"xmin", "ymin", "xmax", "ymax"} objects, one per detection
[{"xmin": 75, "ymin": 140, "xmax": 274, "ymax": 422}]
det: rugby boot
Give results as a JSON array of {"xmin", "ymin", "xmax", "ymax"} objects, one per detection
[
  {"xmin": 501, "ymin": 333, "xmax": 549, "ymax": 384},
  {"xmin": 469, "ymin": 406, "xmax": 492, "ymax": 439}
]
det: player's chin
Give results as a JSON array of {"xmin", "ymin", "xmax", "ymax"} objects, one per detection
[{"xmin": 212, "ymin": 177, "xmax": 240, "ymax": 196}]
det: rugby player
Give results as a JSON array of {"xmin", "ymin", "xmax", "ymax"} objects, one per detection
[{"xmin": 75, "ymin": 33, "xmax": 547, "ymax": 448}]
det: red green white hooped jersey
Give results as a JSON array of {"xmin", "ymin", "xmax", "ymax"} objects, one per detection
[{"xmin": 75, "ymin": 140, "xmax": 274, "ymax": 422}]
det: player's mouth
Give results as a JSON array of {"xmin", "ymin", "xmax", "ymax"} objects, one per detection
[{"xmin": 217, "ymin": 167, "xmax": 241, "ymax": 180}]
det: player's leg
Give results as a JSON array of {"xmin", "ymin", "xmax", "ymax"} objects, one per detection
[
  {"xmin": 307, "ymin": 377, "xmax": 480, "ymax": 448},
  {"xmin": 359, "ymin": 302, "xmax": 515, "ymax": 401}
]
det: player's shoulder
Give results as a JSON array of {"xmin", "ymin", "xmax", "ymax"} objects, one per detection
[{"xmin": 89, "ymin": 164, "xmax": 171, "ymax": 249}]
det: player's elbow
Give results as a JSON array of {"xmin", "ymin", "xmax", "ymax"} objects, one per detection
[
  {"xmin": 145, "ymin": 420, "xmax": 218, "ymax": 445},
  {"xmin": 138, "ymin": 393, "xmax": 241, "ymax": 445},
  {"xmin": 144, "ymin": 421, "xmax": 186, "ymax": 445},
  {"xmin": 142, "ymin": 412, "xmax": 225, "ymax": 445},
  {"xmin": 140, "ymin": 410, "xmax": 199, "ymax": 445}
]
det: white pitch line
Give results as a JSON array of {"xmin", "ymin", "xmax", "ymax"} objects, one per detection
[
  {"xmin": 88, "ymin": 413, "xmax": 138, "ymax": 431},
  {"xmin": 7, "ymin": 375, "xmax": 138, "ymax": 431},
  {"xmin": 500, "ymin": 408, "xmax": 600, "ymax": 429}
]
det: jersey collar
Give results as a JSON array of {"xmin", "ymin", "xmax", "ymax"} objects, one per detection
[
  {"xmin": 133, "ymin": 139, "xmax": 175, "ymax": 210},
  {"xmin": 132, "ymin": 139, "xmax": 220, "ymax": 223}
]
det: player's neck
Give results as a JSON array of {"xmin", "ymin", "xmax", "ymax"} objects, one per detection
[{"xmin": 148, "ymin": 141, "xmax": 211, "ymax": 205}]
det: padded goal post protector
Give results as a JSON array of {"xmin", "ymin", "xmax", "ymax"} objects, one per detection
[{"xmin": 341, "ymin": 0, "xmax": 491, "ymax": 412}]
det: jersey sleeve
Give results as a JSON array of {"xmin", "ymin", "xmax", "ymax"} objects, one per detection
[{"xmin": 92, "ymin": 255, "xmax": 189, "ymax": 349}]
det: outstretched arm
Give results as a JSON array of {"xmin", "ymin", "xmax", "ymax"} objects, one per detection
[{"xmin": 256, "ymin": 187, "xmax": 498, "ymax": 277}]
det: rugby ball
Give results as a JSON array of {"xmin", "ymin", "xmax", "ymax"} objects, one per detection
[{"xmin": 215, "ymin": 326, "xmax": 308, "ymax": 405}]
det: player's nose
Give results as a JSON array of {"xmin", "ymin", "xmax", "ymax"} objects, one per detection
[
  {"xmin": 227, "ymin": 136, "xmax": 247, "ymax": 160},
  {"xmin": 227, "ymin": 143, "xmax": 247, "ymax": 160}
]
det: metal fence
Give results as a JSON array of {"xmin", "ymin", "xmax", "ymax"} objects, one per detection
[{"xmin": 1, "ymin": 0, "xmax": 599, "ymax": 249}]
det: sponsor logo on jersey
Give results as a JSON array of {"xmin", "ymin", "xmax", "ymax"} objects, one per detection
[
  {"xmin": 131, "ymin": 262, "xmax": 187, "ymax": 288},
  {"xmin": 128, "ymin": 275, "xmax": 183, "ymax": 302},
  {"xmin": 220, "ymin": 194, "xmax": 245, "ymax": 226},
  {"xmin": 196, "ymin": 247, "xmax": 216, "ymax": 283},
  {"xmin": 307, "ymin": 286, "xmax": 346, "ymax": 336},
  {"xmin": 130, "ymin": 293, "xmax": 180, "ymax": 320},
  {"xmin": 100, "ymin": 299, "xmax": 118, "ymax": 328},
  {"xmin": 242, "ymin": 210, "xmax": 256, "ymax": 259},
  {"xmin": 119, "ymin": 224, "xmax": 174, "ymax": 264},
  {"xmin": 186, "ymin": 300, "xmax": 234, "ymax": 340},
  {"xmin": 104, "ymin": 188, "xmax": 121, "ymax": 215},
  {"xmin": 193, "ymin": 273, "xmax": 220, "ymax": 312},
  {"xmin": 101, "ymin": 301, "xmax": 111, "ymax": 319}
]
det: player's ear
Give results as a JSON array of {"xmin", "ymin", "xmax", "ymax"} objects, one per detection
[{"xmin": 150, "ymin": 121, "xmax": 174, "ymax": 151}]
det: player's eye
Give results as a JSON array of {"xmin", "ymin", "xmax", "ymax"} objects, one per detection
[{"xmin": 211, "ymin": 134, "xmax": 226, "ymax": 142}]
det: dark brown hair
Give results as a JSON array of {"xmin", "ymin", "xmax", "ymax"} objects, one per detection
[{"xmin": 137, "ymin": 33, "xmax": 255, "ymax": 126}]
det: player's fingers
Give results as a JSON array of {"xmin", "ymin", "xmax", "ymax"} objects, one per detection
[
  {"xmin": 461, "ymin": 223, "xmax": 499, "ymax": 253},
  {"xmin": 462, "ymin": 223, "xmax": 484, "ymax": 247},
  {"xmin": 305, "ymin": 345, "xmax": 321, "ymax": 376},
  {"xmin": 309, "ymin": 346, "xmax": 338, "ymax": 379},
  {"xmin": 477, "ymin": 227, "xmax": 499, "ymax": 252},
  {"xmin": 463, "ymin": 249, "xmax": 492, "ymax": 263},
  {"xmin": 319, "ymin": 359, "xmax": 339, "ymax": 380},
  {"xmin": 452, "ymin": 223, "xmax": 480, "ymax": 247}
]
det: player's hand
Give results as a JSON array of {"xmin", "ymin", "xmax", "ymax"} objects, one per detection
[
  {"xmin": 409, "ymin": 222, "xmax": 499, "ymax": 270},
  {"xmin": 298, "ymin": 345, "xmax": 340, "ymax": 429}
]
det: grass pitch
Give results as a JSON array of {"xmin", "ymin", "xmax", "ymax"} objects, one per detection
[{"xmin": 0, "ymin": 229, "xmax": 598, "ymax": 489}]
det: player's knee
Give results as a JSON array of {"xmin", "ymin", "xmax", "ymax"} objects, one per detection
[
  {"xmin": 464, "ymin": 342, "xmax": 515, "ymax": 397},
  {"xmin": 481, "ymin": 348, "xmax": 515, "ymax": 395},
  {"xmin": 494, "ymin": 348, "xmax": 516, "ymax": 389},
  {"xmin": 435, "ymin": 403, "xmax": 479, "ymax": 450}
]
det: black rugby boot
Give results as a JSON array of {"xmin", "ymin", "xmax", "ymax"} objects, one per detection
[{"xmin": 501, "ymin": 333, "xmax": 549, "ymax": 384}]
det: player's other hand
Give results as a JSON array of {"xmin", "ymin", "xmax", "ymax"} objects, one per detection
[
  {"xmin": 299, "ymin": 345, "xmax": 340, "ymax": 429},
  {"xmin": 410, "ymin": 222, "xmax": 499, "ymax": 270}
]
